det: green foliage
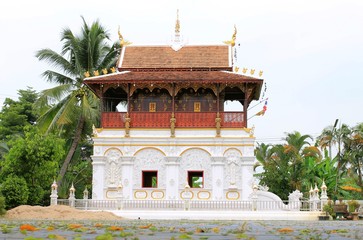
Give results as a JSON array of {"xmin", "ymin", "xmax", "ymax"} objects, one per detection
[
  {"xmin": 0, "ymin": 175, "xmax": 29, "ymax": 209},
  {"xmin": 35, "ymin": 17, "xmax": 119, "ymax": 187},
  {"xmin": 0, "ymin": 126, "xmax": 65, "ymax": 206},
  {"xmin": 316, "ymin": 122, "xmax": 363, "ymax": 198},
  {"xmin": 347, "ymin": 200, "xmax": 360, "ymax": 212},
  {"xmin": 322, "ymin": 200, "xmax": 334, "ymax": 216},
  {"xmin": 57, "ymin": 141, "xmax": 93, "ymax": 199},
  {"xmin": 0, "ymin": 196, "xmax": 6, "ymax": 215},
  {"xmin": 0, "ymin": 87, "xmax": 38, "ymax": 142},
  {"xmin": 255, "ymin": 131, "xmax": 322, "ymax": 199}
]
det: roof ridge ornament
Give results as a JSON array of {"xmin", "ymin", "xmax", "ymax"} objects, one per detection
[
  {"xmin": 118, "ymin": 26, "xmax": 132, "ymax": 47},
  {"xmin": 171, "ymin": 9, "xmax": 184, "ymax": 51},
  {"xmin": 223, "ymin": 25, "xmax": 237, "ymax": 47}
]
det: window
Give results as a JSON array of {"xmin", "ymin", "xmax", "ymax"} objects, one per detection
[
  {"xmin": 188, "ymin": 171, "xmax": 203, "ymax": 188},
  {"xmin": 149, "ymin": 102, "xmax": 156, "ymax": 112},
  {"xmin": 194, "ymin": 102, "xmax": 201, "ymax": 112},
  {"xmin": 142, "ymin": 171, "xmax": 158, "ymax": 188}
]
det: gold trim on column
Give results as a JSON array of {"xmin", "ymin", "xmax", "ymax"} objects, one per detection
[
  {"xmin": 197, "ymin": 190, "xmax": 211, "ymax": 200},
  {"xmin": 106, "ymin": 189, "xmax": 118, "ymax": 199},
  {"xmin": 134, "ymin": 190, "xmax": 148, "ymax": 199},
  {"xmin": 151, "ymin": 190, "xmax": 165, "ymax": 199},
  {"xmin": 180, "ymin": 190, "xmax": 194, "ymax": 199},
  {"xmin": 226, "ymin": 190, "xmax": 240, "ymax": 200}
]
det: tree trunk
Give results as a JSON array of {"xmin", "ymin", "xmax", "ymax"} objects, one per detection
[{"xmin": 57, "ymin": 115, "xmax": 85, "ymax": 188}]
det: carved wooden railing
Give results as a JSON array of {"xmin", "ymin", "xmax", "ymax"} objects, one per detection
[
  {"xmin": 129, "ymin": 112, "xmax": 171, "ymax": 128},
  {"xmin": 174, "ymin": 112, "xmax": 217, "ymax": 128},
  {"xmin": 101, "ymin": 112, "xmax": 127, "ymax": 128},
  {"xmin": 101, "ymin": 111, "xmax": 245, "ymax": 128}
]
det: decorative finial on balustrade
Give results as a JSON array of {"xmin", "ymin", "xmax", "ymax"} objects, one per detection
[{"xmin": 50, "ymin": 179, "xmax": 58, "ymax": 206}]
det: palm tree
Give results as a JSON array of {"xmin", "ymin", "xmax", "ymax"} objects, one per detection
[
  {"xmin": 317, "ymin": 124, "xmax": 353, "ymax": 195},
  {"xmin": 35, "ymin": 17, "xmax": 120, "ymax": 187}
]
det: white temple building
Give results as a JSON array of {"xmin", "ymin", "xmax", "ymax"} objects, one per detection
[{"xmin": 84, "ymin": 18, "xmax": 264, "ymax": 203}]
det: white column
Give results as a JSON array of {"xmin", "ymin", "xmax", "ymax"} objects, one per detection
[
  {"xmin": 91, "ymin": 155, "xmax": 106, "ymax": 200},
  {"xmin": 211, "ymin": 157, "xmax": 225, "ymax": 200},
  {"xmin": 241, "ymin": 156, "xmax": 255, "ymax": 200},
  {"xmin": 121, "ymin": 156, "xmax": 134, "ymax": 200},
  {"xmin": 165, "ymin": 156, "xmax": 180, "ymax": 199}
]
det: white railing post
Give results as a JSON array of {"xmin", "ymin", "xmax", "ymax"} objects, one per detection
[
  {"xmin": 309, "ymin": 185, "xmax": 314, "ymax": 211},
  {"xmin": 68, "ymin": 183, "xmax": 76, "ymax": 208},
  {"xmin": 117, "ymin": 183, "xmax": 124, "ymax": 210},
  {"xmin": 183, "ymin": 184, "xmax": 192, "ymax": 211},
  {"xmin": 251, "ymin": 184, "xmax": 258, "ymax": 211},
  {"xmin": 320, "ymin": 180, "xmax": 328, "ymax": 210},
  {"xmin": 83, "ymin": 187, "xmax": 89, "ymax": 210},
  {"xmin": 50, "ymin": 180, "xmax": 58, "ymax": 206}
]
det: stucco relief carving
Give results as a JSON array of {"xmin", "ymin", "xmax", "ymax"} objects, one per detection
[
  {"xmin": 224, "ymin": 149, "xmax": 242, "ymax": 189},
  {"xmin": 123, "ymin": 178, "xmax": 129, "ymax": 187},
  {"xmin": 94, "ymin": 146, "xmax": 101, "ymax": 155},
  {"xmin": 105, "ymin": 149, "xmax": 122, "ymax": 187},
  {"xmin": 133, "ymin": 148, "xmax": 166, "ymax": 189},
  {"xmin": 169, "ymin": 179, "xmax": 175, "ymax": 187},
  {"xmin": 216, "ymin": 179, "xmax": 222, "ymax": 187},
  {"xmin": 179, "ymin": 148, "xmax": 212, "ymax": 189}
]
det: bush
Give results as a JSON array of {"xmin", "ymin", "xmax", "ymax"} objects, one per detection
[
  {"xmin": 0, "ymin": 196, "xmax": 6, "ymax": 215},
  {"xmin": 27, "ymin": 185, "xmax": 45, "ymax": 206},
  {"xmin": 323, "ymin": 200, "xmax": 334, "ymax": 216},
  {"xmin": 0, "ymin": 175, "xmax": 29, "ymax": 209}
]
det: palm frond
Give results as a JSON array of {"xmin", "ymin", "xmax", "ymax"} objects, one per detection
[
  {"xmin": 40, "ymin": 70, "xmax": 74, "ymax": 85},
  {"xmin": 35, "ymin": 84, "xmax": 74, "ymax": 114},
  {"xmin": 35, "ymin": 49, "xmax": 76, "ymax": 78}
]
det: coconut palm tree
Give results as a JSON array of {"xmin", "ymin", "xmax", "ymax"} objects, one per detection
[{"xmin": 35, "ymin": 17, "xmax": 120, "ymax": 187}]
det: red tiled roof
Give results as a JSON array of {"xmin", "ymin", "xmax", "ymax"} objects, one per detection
[
  {"xmin": 118, "ymin": 45, "xmax": 230, "ymax": 69},
  {"xmin": 84, "ymin": 71, "xmax": 262, "ymax": 84}
]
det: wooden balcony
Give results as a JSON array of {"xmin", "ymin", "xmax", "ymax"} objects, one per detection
[{"xmin": 101, "ymin": 111, "xmax": 245, "ymax": 128}]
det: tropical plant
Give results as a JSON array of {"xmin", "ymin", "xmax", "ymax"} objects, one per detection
[
  {"xmin": 35, "ymin": 17, "xmax": 120, "ymax": 187},
  {"xmin": 255, "ymin": 131, "xmax": 322, "ymax": 199},
  {"xmin": 0, "ymin": 87, "xmax": 38, "ymax": 142},
  {"xmin": 0, "ymin": 175, "xmax": 29, "ymax": 209},
  {"xmin": 0, "ymin": 126, "xmax": 65, "ymax": 206},
  {"xmin": 317, "ymin": 122, "xmax": 363, "ymax": 198}
]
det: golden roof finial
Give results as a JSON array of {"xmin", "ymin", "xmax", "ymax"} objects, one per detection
[
  {"xmin": 171, "ymin": 9, "xmax": 183, "ymax": 51},
  {"xmin": 175, "ymin": 9, "xmax": 180, "ymax": 34},
  {"xmin": 223, "ymin": 24, "xmax": 237, "ymax": 47},
  {"xmin": 118, "ymin": 26, "xmax": 132, "ymax": 47},
  {"xmin": 118, "ymin": 26, "xmax": 124, "ymax": 45}
]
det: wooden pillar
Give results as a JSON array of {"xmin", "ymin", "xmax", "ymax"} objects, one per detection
[
  {"xmin": 215, "ymin": 84, "xmax": 221, "ymax": 137},
  {"xmin": 243, "ymin": 84, "xmax": 248, "ymax": 128},
  {"xmin": 127, "ymin": 83, "xmax": 131, "ymax": 113},
  {"xmin": 125, "ymin": 83, "xmax": 131, "ymax": 137},
  {"xmin": 170, "ymin": 83, "xmax": 176, "ymax": 137},
  {"xmin": 100, "ymin": 84, "xmax": 104, "ymax": 127}
]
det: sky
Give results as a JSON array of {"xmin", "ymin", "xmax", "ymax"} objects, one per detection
[{"xmin": 0, "ymin": 0, "xmax": 362, "ymax": 145}]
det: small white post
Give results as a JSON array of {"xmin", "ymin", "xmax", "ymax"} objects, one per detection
[
  {"xmin": 117, "ymin": 183, "xmax": 123, "ymax": 210},
  {"xmin": 184, "ymin": 183, "xmax": 192, "ymax": 211},
  {"xmin": 309, "ymin": 185, "xmax": 314, "ymax": 211},
  {"xmin": 50, "ymin": 180, "xmax": 58, "ymax": 206},
  {"xmin": 68, "ymin": 183, "xmax": 76, "ymax": 208},
  {"xmin": 251, "ymin": 184, "xmax": 258, "ymax": 211},
  {"xmin": 83, "ymin": 187, "xmax": 89, "ymax": 210},
  {"xmin": 313, "ymin": 183, "xmax": 320, "ymax": 211},
  {"xmin": 320, "ymin": 180, "xmax": 328, "ymax": 210}
]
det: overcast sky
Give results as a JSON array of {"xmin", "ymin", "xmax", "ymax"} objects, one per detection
[{"xmin": 0, "ymin": 0, "xmax": 362, "ymax": 144}]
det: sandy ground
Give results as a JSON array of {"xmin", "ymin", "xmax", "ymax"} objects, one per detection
[{"xmin": 5, "ymin": 205, "xmax": 122, "ymax": 220}]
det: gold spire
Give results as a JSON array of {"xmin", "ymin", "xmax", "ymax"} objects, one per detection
[
  {"xmin": 118, "ymin": 26, "xmax": 132, "ymax": 47},
  {"xmin": 223, "ymin": 25, "xmax": 237, "ymax": 47},
  {"xmin": 175, "ymin": 9, "xmax": 180, "ymax": 34},
  {"xmin": 171, "ymin": 9, "xmax": 183, "ymax": 51},
  {"xmin": 118, "ymin": 26, "xmax": 124, "ymax": 46}
]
